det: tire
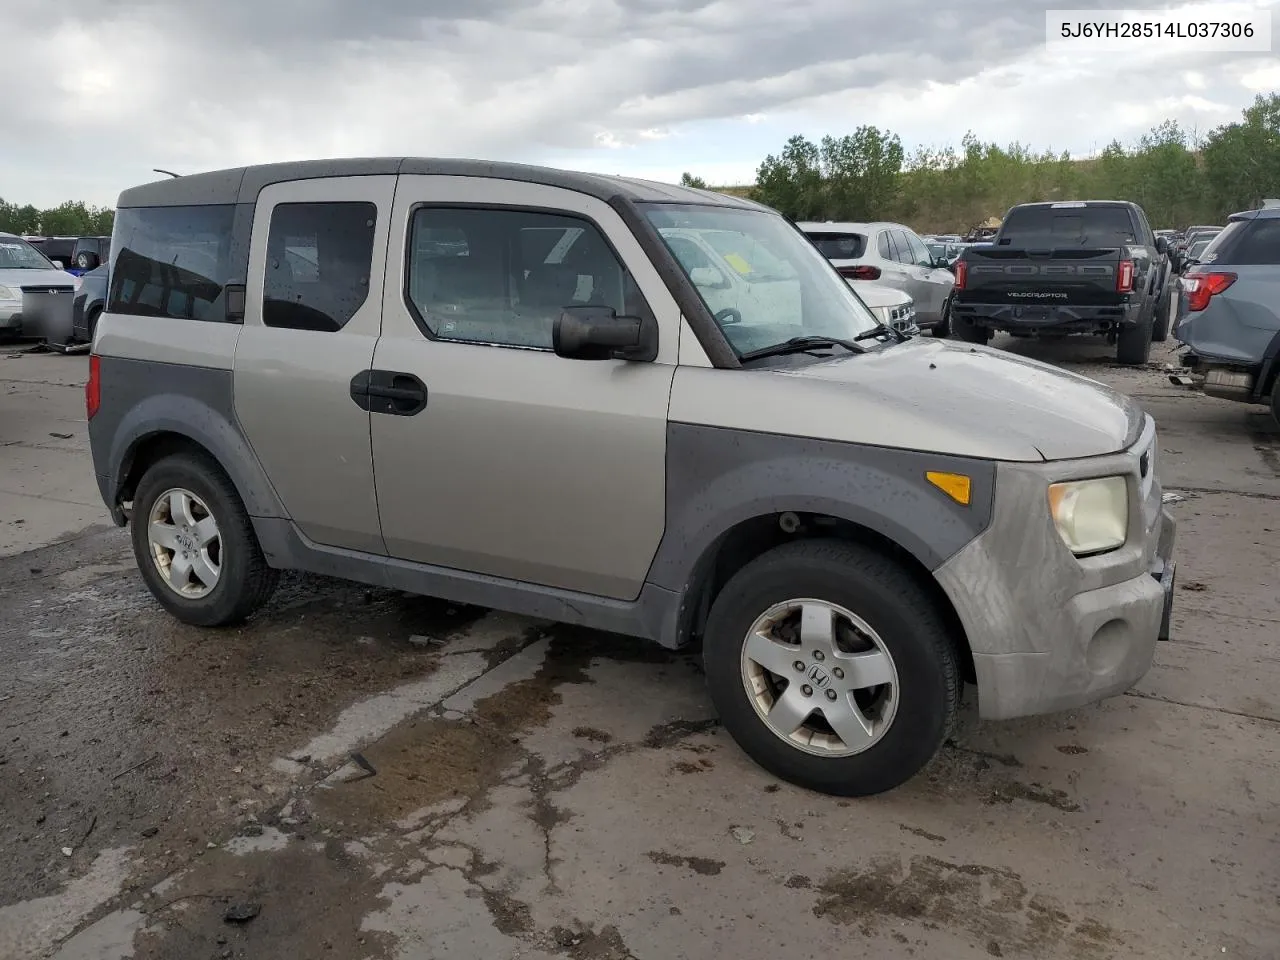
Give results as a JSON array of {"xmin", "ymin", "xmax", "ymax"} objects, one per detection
[
  {"xmin": 1116, "ymin": 308, "xmax": 1154, "ymax": 366},
  {"xmin": 701, "ymin": 539, "xmax": 961, "ymax": 797},
  {"xmin": 75, "ymin": 253, "xmax": 91, "ymax": 270},
  {"xmin": 84, "ymin": 306, "xmax": 102, "ymax": 342},
  {"xmin": 130, "ymin": 451, "xmax": 279, "ymax": 627},
  {"xmin": 953, "ymin": 315, "xmax": 989, "ymax": 344},
  {"xmin": 1151, "ymin": 292, "xmax": 1171, "ymax": 343},
  {"xmin": 933, "ymin": 295, "xmax": 952, "ymax": 338},
  {"xmin": 1271, "ymin": 374, "xmax": 1280, "ymax": 428}
]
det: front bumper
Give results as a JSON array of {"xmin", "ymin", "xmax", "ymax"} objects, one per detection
[
  {"xmin": 935, "ymin": 417, "xmax": 1176, "ymax": 720},
  {"xmin": 0, "ymin": 304, "xmax": 21, "ymax": 332}
]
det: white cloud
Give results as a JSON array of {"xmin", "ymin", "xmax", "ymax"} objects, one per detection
[{"xmin": 1, "ymin": 0, "xmax": 1277, "ymax": 207}]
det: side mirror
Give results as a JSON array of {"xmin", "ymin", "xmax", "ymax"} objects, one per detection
[
  {"xmin": 932, "ymin": 256, "xmax": 950, "ymax": 269},
  {"xmin": 1155, "ymin": 236, "xmax": 1168, "ymax": 255},
  {"xmin": 553, "ymin": 306, "xmax": 658, "ymax": 362}
]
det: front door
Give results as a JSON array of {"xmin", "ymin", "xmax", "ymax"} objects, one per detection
[
  {"xmin": 368, "ymin": 176, "xmax": 681, "ymax": 601},
  {"xmin": 233, "ymin": 175, "xmax": 396, "ymax": 554}
]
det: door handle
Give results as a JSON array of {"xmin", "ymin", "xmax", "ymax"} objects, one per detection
[{"xmin": 350, "ymin": 370, "xmax": 428, "ymax": 416}]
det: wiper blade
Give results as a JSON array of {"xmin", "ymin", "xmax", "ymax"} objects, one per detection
[
  {"xmin": 739, "ymin": 335, "xmax": 868, "ymax": 362},
  {"xmin": 852, "ymin": 322, "xmax": 906, "ymax": 343}
]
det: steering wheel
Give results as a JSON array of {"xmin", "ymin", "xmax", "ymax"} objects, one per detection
[{"xmin": 714, "ymin": 307, "xmax": 743, "ymax": 325}]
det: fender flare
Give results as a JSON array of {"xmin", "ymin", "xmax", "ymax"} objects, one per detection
[{"xmin": 107, "ymin": 392, "xmax": 287, "ymax": 520}]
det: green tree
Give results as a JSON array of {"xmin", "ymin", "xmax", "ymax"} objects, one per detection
[
  {"xmin": 0, "ymin": 198, "xmax": 114, "ymax": 237},
  {"xmin": 1202, "ymin": 93, "xmax": 1280, "ymax": 214},
  {"xmin": 679, "ymin": 172, "xmax": 708, "ymax": 189},
  {"xmin": 751, "ymin": 135, "xmax": 825, "ymax": 219},
  {"xmin": 819, "ymin": 126, "xmax": 904, "ymax": 220}
]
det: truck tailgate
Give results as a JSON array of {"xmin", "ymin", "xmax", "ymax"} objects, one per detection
[{"xmin": 959, "ymin": 247, "xmax": 1127, "ymax": 306}]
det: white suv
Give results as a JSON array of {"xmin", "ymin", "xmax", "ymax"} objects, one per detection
[{"xmin": 799, "ymin": 221, "xmax": 955, "ymax": 336}]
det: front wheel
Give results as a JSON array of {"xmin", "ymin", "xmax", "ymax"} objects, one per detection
[
  {"xmin": 702, "ymin": 539, "xmax": 961, "ymax": 797},
  {"xmin": 933, "ymin": 295, "xmax": 953, "ymax": 338},
  {"xmin": 130, "ymin": 451, "xmax": 280, "ymax": 627}
]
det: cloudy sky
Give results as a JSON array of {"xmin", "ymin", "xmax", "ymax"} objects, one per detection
[{"xmin": 4, "ymin": 0, "xmax": 1278, "ymax": 208}]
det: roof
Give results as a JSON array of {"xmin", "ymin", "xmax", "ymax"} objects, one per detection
[
  {"xmin": 1228, "ymin": 206, "xmax": 1280, "ymax": 221},
  {"xmin": 115, "ymin": 158, "xmax": 772, "ymax": 211},
  {"xmin": 794, "ymin": 221, "xmax": 904, "ymax": 232}
]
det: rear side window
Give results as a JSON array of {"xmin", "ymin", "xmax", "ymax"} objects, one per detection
[
  {"xmin": 805, "ymin": 232, "xmax": 867, "ymax": 260},
  {"xmin": 1205, "ymin": 218, "xmax": 1280, "ymax": 265},
  {"xmin": 998, "ymin": 206, "xmax": 1138, "ymax": 247},
  {"xmin": 262, "ymin": 202, "xmax": 377, "ymax": 332},
  {"xmin": 108, "ymin": 205, "xmax": 235, "ymax": 321}
]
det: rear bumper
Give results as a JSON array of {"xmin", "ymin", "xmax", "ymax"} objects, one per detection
[{"xmin": 953, "ymin": 300, "xmax": 1141, "ymax": 331}]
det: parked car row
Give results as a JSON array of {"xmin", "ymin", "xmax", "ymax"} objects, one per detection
[
  {"xmin": 0, "ymin": 231, "xmax": 103, "ymax": 346},
  {"xmin": 20, "ymin": 234, "xmax": 111, "ymax": 275}
]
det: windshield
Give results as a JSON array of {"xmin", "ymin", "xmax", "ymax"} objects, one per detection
[
  {"xmin": 0, "ymin": 237, "xmax": 56, "ymax": 270},
  {"xmin": 642, "ymin": 204, "xmax": 880, "ymax": 356}
]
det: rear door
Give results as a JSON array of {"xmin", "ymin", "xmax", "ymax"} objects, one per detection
[
  {"xmin": 875, "ymin": 230, "xmax": 917, "ymax": 295},
  {"xmin": 232, "ymin": 175, "xmax": 396, "ymax": 554},
  {"xmin": 899, "ymin": 228, "xmax": 954, "ymax": 323}
]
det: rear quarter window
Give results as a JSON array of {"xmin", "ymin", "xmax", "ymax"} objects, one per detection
[
  {"xmin": 1204, "ymin": 218, "xmax": 1280, "ymax": 265},
  {"xmin": 107, "ymin": 205, "xmax": 235, "ymax": 321},
  {"xmin": 804, "ymin": 232, "xmax": 867, "ymax": 260}
]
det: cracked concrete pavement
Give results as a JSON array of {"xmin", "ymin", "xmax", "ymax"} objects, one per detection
[{"xmin": 1, "ymin": 338, "xmax": 1278, "ymax": 960}]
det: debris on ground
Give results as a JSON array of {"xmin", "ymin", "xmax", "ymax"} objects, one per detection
[
  {"xmin": 407, "ymin": 634, "xmax": 446, "ymax": 648},
  {"xmin": 224, "ymin": 902, "xmax": 262, "ymax": 923},
  {"xmin": 730, "ymin": 826, "xmax": 755, "ymax": 845}
]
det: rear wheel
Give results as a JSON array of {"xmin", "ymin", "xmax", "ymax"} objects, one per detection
[
  {"xmin": 1151, "ymin": 291, "xmax": 1171, "ymax": 343},
  {"xmin": 701, "ymin": 539, "xmax": 961, "ymax": 797},
  {"xmin": 130, "ymin": 451, "xmax": 279, "ymax": 627},
  {"xmin": 75, "ymin": 252, "xmax": 92, "ymax": 270},
  {"xmin": 1270, "ymin": 373, "xmax": 1280, "ymax": 427},
  {"xmin": 953, "ymin": 315, "xmax": 989, "ymax": 344},
  {"xmin": 1116, "ymin": 309, "xmax": 1154, "ymax": 366}
]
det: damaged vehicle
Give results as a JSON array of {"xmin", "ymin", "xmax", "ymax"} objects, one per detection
[
  {"xmin": 87, "ymin": 160, "xmax": 1176, "ymax": 797},
  {"xmin": 1173, "ymin": 204, "xmax": 1280, "ymax": 422}
]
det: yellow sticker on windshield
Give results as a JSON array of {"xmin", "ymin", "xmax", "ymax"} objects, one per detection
[{"xmin": 722, "ymin": 252, "xmax": 752, "ymax": 275}]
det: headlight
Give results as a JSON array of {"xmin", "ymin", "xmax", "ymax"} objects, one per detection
[
  {"xmin": 1047, "ymin": 476, "xmax": 1128, "ymax": 555},
  {"xmin": 0, "ymin": 284, "xmax": 16, "ymax": 301}
]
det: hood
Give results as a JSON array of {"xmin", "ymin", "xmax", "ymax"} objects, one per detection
[
  {"xmin": 847, "ymin": 280, "xmax": 908, "ymax": 308},
  {"xmin": 785, "ymin": 337, "xmax": 1145, "ymax": 461},
  {"xmin": 0, "ymin": 268, "xmax": 76, "ymax": 293}
]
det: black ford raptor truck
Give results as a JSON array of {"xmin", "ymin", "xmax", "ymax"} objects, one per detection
[{"xmin": 949, "ymin": 200, "xmax": 1172, "ymax": 365}]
